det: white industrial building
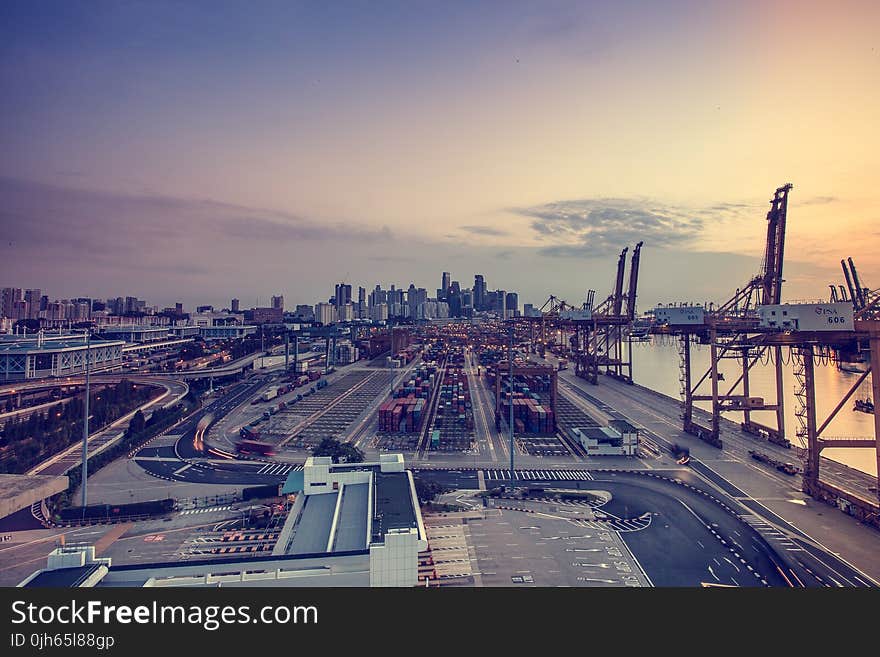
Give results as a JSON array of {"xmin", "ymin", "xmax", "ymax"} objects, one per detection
[
  {"xmin": 573, "ymin": 420, "xmax": 639, "ymax": 456},
  {"xmin": 19, "ymin": 454, "xmax": 427, "ymax": 588}
]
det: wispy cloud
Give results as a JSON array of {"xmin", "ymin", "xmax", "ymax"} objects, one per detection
[
  {"xmin": 460, "ymin": 225, "xmax": 510, "ymax": 237},
  {"xmin": 0, "ymin": 177, "xmax": 391, "ymax": 263},
  {"xmin": 510, "ymin": 196, "xmax": 760, "ymax": 258},
  {"xmin": 800, "ymin": 195, "xmax": 838, "ymax": 205}
]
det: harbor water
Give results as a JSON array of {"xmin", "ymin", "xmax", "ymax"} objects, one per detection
[{"xmin": 630, "ymin": 337, "xmax": 877, "ymax": 477}]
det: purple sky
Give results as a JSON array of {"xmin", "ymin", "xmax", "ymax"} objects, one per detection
[{"xmin": 2, "ymin": 1, "xmax": 877, "ymax": 309}]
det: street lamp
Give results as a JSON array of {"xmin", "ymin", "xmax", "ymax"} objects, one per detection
[{"xmin": 81, "ymin": 327, "xmax": 91, "ymax": 515}]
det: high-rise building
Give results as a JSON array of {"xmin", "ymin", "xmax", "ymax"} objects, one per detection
[
  {"xmin": 506, "ymin": 292, "xmax": 518, "ymax": 316},
  {"xmin": 294, "ymin": 304, "xmax": 315, "ymax": 322},
  {"xmin": 1, "ymin": 288, "xmax": 22, "ymax": 318},
  {"xmin": 369, "ymin": 284, "xmax": 387, "ymax": 308},
  {"xmin": 231, "ymin": 298, "xmax": 240, "ymax": 313},
  {"xmin": 358, "ymin": 286, "xmax": 366, "ymax": 317},
  {"xmin": 272, "ymin": 295, "xmax": 284, "ymax": 311},
  {"xmin": 334, "ymin": 283, "xmax": 352, "ymax": 308},
  {"xmin": 448, "ymin": 281, "xmax": 462, "ymax": 317},
  {"xmin": 338, "ymin": 303, "xmax": 354, "ymax": 322},
  {"xmin": 315, "ymin": 302, "xmax": 336, "ymax": 326},
  {"xmin": 473, "ymin": 275, "xmax": 486, "ymax": 311},
  {"xmin": 407, "ymin": 285, "xmax": 427, "ymax": 319},
  {"xmin": 370, "ymin": 303, "xmax": 388, "ymax": 322},
  {"xmin": 441, "ymin": 272, "xmax": 451, "ymax": 301},
  {"xmin": 24, "ymin": 289, "xmax": 41, "ymax": 319}
]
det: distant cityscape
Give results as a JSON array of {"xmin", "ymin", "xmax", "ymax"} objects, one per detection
[{"xmin": 0, "ymin": 272, "xmax": 542, "ymax": 334}]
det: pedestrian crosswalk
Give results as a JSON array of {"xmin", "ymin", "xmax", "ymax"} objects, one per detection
[
  {"xmin": 483, "ymin": 469, "xmax": 595, "ymax": 482},
  {"xmin": 256, "ymin": 463, "xmax": 302, "ymax": 476},
  {"xmin": 739, "ymin": 514, "xmax": 805, "ymax": 552},
  {"xmin": 569, "ymin": 513, "xmax": 652, "ymax": 533},
  {"xmin": 179, "ymin": 505, "xmax": 233, "ymax": 515}
]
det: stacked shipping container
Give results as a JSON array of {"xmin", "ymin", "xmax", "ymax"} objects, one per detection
[{"xmin": 377, "ymin": 363, "xmax": 437, "ymax": 433}]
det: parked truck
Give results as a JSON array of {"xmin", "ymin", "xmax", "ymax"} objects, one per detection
[{"xmin": 261, "ymin": 386, "xmax": 278, "ymax": 402}]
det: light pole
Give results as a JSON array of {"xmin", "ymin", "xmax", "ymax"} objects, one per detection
[
  {"xmin": 81, "ymin": 327, "xmax": 91, "ymax": 513},
  {"xmin": 508, "ymin": 323, "xmax": 514, "ymax": 476}
]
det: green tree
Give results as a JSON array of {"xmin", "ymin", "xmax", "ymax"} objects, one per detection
[
  {"xmin": 128, "ymin": 410, "xmax": 146, "ymax": 437},
  {"xmin": 311, "ymin": 438, "xmax": 365, "ymax": 464}
]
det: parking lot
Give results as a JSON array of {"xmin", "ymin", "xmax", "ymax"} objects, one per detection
[{"xmin": 458, "ymin": 504, "xmax": 649, "ymax": 587}]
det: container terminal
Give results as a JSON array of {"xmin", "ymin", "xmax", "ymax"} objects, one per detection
[{"xmin": 4, "ymin": 184, "xmax": 880, "ymax": 588}]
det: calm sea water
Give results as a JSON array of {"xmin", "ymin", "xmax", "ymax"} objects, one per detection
[{"xmin": 629, "ymin": 337, "xmax": 877, "ymax": 476}]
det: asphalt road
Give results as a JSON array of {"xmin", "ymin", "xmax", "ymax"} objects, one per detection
[
  {"xmin": 414, "ymin": 467, "xmax": 871, "ymax": 587},
  {"xmin": 134, "ymin": 377, "xmax": 291, "ymax": 486}
]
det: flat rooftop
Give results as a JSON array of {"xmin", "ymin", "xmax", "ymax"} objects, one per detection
[
  {"xmin": 23, "ymin": 565, "xmax": 101, "ymax": 588},
  {"xmin": 0, "ymin": 338, "xmax": 125, "ymax": 355},
  {"xmin": 371, "ymin": 472, "xmax": 418, "ymax": 544},
  {"xmin": 333, "ymin": 483, "xmax": 369, "ymax": 552},
  {"xmin": 288, "ymin": 493, "xmax": 337, "ymax": 555}
]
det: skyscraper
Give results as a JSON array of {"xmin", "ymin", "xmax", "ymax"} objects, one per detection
[
  {"xmin": 473, "ymin": 275, "xmax": 486, "ymax": 311},
  {"xmin": 231, "ymin": 298, "xmax": 240, "ymax": 313},
  {"xmin": 448, "ymin": 281, "xmax": 462, "ymax": 317},
  {"xmin": 24, "ymin": 289, "xmax": 41, "ymax": 319},
  {"xmin": 271, "ymin": 295, "xmax": 284, "ymax": 311},
  {"xmin": 335, "ymin": 283, "xmax": 352, "ymax": 308},
  {"xmin": 358, "ymin": 286, "xmax": 366, "ymax": 317},
  {"xmin": 441, "ymin": 272, "xmax": 451, "ymax": 301},
  {"xmin": 315, "ymin": 302, "xmax": 336, "ymax": 325},
  {"xmin": 1, "ymin": 288, "xmax": 22, "ymax": 318},
  {"xmin": 505, "ymin": 292, "xmax": 518, "ymax": 316}
]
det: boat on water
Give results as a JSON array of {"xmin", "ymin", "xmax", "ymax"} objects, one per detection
[
  {"xmin": 838, "ymin": 362, "xmax": 867, "ymax": 374},
  {"xmin": 854, "ymin": 399, "xmax": 874, "ymax": 414}
]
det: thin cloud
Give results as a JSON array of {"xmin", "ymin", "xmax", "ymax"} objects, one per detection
[
  {"xmin": 460, "ymin": 225, "xmax": 510, "ymax": 237},
  {"xmin": 801, "ymin": 195, "xmax": 838, "ymax": 205},
  {"xmin": 0, "ymin": 177, "xmax": 392, "ymax": 260},
  {"xmin": 513, "ymin": 198, "xmax": 704, "ymax": 257}
]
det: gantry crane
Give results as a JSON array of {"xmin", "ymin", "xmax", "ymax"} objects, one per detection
[
  {"xmin": 656, "ymin": 184, "xmax": 792, "ymax": 448},
  {"xmin": 573, "ymin": 242, "xmax": 643, "ymax": 384}
]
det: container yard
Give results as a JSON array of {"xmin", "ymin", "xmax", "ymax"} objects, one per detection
[
  {"xmin": 429, "ymin": 363, "xmax": 474, "ymax": 452},
  {"xmin": 377, "ymin": 363, "xmax": 436, "ymax": 433},
  {"xmin": 375, "ymin": 362, "xmax": 437, "ymax": 451}
]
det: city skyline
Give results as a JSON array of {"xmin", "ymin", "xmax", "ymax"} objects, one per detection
[{"xmin": 3, "ymin": 2, "xmax": 879, "ymax": 310}]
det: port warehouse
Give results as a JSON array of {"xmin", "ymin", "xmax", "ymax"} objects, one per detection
[
  {"xmin": 0, "ymin": 334, "xmax": 126, "ymax": 382},
  {"xmin": 20, "ymin": 455, "xmax": 427, "ymax": 588}
]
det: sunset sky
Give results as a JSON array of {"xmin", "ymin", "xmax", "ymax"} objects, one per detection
[{"xmin": 2, "ymin": 0, "xmax": 878, "ymax": 310}]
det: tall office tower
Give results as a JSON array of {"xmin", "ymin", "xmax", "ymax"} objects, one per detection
[
  {"xmin": 272, "ymin": 295, "xmax": 284, "ymax": 311},
  {"xmin": 231, "ymin": 298, "xmax": 240, "ymax": 313},
  {"xmin": 358, "ymin": 286, "xmax": 366, "ymax": 317},
  {"xmin": 24, "ymin": 289, "xmax": 41, "ymax": 319},
  {"xmin": 448, "ymin": 281, "xmax": 462, "ymax": 317},
  {"xmin": 315, "ymin": 302, "xmax": 336, "ymax": 325},
  {"xmin": 388, "ymin": 285, "xmax": 404, "ymax": 307},
  {"xmin": 441, "ymin": 272, "xmax": 451, "ymax": 300},
  {"xmin": 370, "ymin": 303, "xmax": 389, "ymax": 322},
  {"xmin": 461, "ymin": 289, "xmax": 473, "ymax": 318},
  {"xmin": 1, "ymin": 288, "xmax": 22, "ymax": 318},
  {"xmin": 495, "ymin": 290, "xmax": 506, "ymax": 315},
  {"xmin": 407, "ymin": 285, "xmax": 427, "ymax": 318},
  {"xmin": 505, "ymin": 292, "xmax": 519, "ymax": 316},
  {"xmin": 338, "ymin": 302, "xmax": 355, "ymax": 322},
  {"xmin": 473, "ymin": 275, "xmax": 486, "ymax": 311},
  {"xmin": 334, "ymin": 283, "xmax": 352, "ymax": 308},
  {"xmin": 369, "ymin": 284, "xmax": 387, "ymax": 308}
]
